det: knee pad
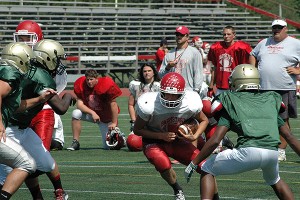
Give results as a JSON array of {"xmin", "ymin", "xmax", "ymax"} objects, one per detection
[{"xmin": 72, "ymin": 109, "xmax": 82, "ymax": 119}]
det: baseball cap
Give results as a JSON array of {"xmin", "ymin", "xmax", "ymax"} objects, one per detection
[
  {"xmin": 271, "ymin": 19, "xmax": 287, "ymax": 27},
  {"xmin": 175, "ymin": 26, "xmax": 190, "ymax": 35}
]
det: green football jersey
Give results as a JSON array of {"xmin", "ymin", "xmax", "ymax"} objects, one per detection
[
  {"xmin": 0, "ymin": 63, "xmax": 23, "ymax": 127},
  {"xmin": 9, "ymin": 67, "xmax": 56, "ymax": 129},
  {"xmin": 217, "ymin": 91, "xmax": 284, "ymax": 150}
]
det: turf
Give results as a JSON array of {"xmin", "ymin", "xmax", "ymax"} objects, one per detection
[{"xmin": 11, "ymin": 97, "xmax": 300, "ymax": 200}]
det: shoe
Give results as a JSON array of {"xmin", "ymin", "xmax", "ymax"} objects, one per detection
[
  {"xmin": 51, "ymin": 139, "xmax": 63, "ymax": 151},
  {"xmin": 278, "ymin": 148, "xmax": 286, "ymax": 162},
  {"xmin": 67, "ymin": 139, "xmax": 80, "ymax": 151},
  {"xmin": 54, "ymin": 189, "xmax": 69, "ymax": 200},
  {"xmin": 175, "ymin": 190, "xmax": 185, "ymax": 200},
  {"xmin": 222, "ymin": 136, "xmax": 234, "ymax": 150}
]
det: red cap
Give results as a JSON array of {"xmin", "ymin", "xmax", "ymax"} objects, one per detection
[{"xmin": 175, "ymin": 26, "xmax": 190, "ymax": 35}]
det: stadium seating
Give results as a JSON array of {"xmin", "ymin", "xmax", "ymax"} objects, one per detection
[{"xmin": 0, "ymin": 0, "xmax": 298, "ymax": 86}]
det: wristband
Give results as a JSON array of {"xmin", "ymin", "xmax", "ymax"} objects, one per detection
[
  {"xmin": 130, "ymin": 120, "xmax": 135, "ymax": 123},
  {"xmin": 208, "ymin": 87, "xmax": 213, "ymax": 91}
]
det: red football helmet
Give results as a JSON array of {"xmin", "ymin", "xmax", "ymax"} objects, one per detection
[
  {"xmin": 202, "ymin": 42, "xmax": 211, "ymax": 54},
  {"xmin": 14, "ymin": 20, "xmax": 43, "ymax": 46},
  {"xmin": 126, "ymin": 132, "xmax": 143, "ymax": 152},
  {"xmin": 192, "ymin": 36, "xmax": 203, "ymax": 49},
  {"xmin": 106, "ymin": 127, "xmax": 126, "ymax": 150},
  {"xmin": 160, "ymin": 72, "xmax": 185, "ymax": 108}
]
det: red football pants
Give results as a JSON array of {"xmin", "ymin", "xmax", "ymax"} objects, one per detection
[{"xmin": 30, "ymin": 109, "xmax": 55, "ymax": 151}]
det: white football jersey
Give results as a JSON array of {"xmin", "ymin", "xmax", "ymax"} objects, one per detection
[
  {"xmin": 129, "ymin": 80, "xmax": 160, "ymax": 100},
  {"xmin": 136, "ymin": 90, "xmax": 202, "ymax": 133}
]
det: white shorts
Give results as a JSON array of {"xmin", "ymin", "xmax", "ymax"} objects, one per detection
[{"xmin": 201, "ymin": 147, "xmax": 280, "ymax": 185}]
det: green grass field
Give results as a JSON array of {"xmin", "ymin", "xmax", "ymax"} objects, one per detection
[{"xmin": 12, "ymin": 97, "xmax": 300, "ymax": 200}]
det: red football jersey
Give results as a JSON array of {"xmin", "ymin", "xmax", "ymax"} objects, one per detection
[
  {"xmin": 208, "ymin": 41, "xmax": 252, "ymax": 89},
  {"xmin": 74, "ymin": 76, "xmax": 122, "ymax": 123}
]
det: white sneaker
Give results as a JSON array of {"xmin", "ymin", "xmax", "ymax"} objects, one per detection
[
  {"xmin": 278, "ymin": 148, "xmax": 286, "ymax": 162},
  {"xmin": 175, "ymin": 190, "xmax": 185, "ymax": 200}
]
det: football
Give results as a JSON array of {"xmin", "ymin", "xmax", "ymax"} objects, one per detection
[{"xmin": 178, "ymin": 118, "xmax": 199, "ymax": 135}]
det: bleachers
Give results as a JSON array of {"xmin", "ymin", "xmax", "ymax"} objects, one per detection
[{"xmin": 0, "ymin": 0, "xmax": 298, "ymax": 86}]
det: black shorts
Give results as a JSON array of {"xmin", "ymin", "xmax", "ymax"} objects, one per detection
[{"xmin": 274, "ymin": 90, "xmax": 297, "ymax": 120}]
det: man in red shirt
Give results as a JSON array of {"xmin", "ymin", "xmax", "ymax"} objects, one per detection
[
  {"xmin": 155, "ymin": 38, "xmax": 168, "ymax": 71},
  {"xmin": 67, "ymin": 69, "xmax": 122, "ymax": 150},
  {"xmin": 208, "ymin": 25, "xmax": 252, "ymax": 96}
]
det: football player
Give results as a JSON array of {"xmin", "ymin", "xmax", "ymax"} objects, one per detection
[
  {"xmin": 0, "ymin": 39, "xmax": 75, "ymax": 200},
  {"xmin": 67, "ymin": 69, "xmax": 123, "ymax": 151},
  {"xmin": 14, "ymin": 20, "xmax": 67, "ymax": 151},
  {"xmin": 0, "ymin": 43, "xmax": 37, "ymax": 200},
  {"xmin": 208, "ymin": 25, "xmax": 252, "ymax": 96},
  {"xmin": 127, "ymin": 63, "xmax": 160, "ymax": 151},
  {"xmin": 185, "ymin": 64, "xmax": 300, "ymax": 199},
  {"xmin": 133, "ymin": 72, "xmax": 220, "ymax": 200}
]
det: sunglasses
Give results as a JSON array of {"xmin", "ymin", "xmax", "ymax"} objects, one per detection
[
  {"xmin": 272, "ymin": 25, "xmax": 285, "ymax": 30},
  {"xmin": 175, "ymin": 32, "xmax": 188, "ymax": 37}
]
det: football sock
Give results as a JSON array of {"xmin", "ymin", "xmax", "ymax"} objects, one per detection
[
  {"xmin": 170, "ymin": 181, "xmax": 182, "ymax": 193},
  {"xmin": 47, "ymin": 173, "xmax": 62, "ymax": 190},
  {"xmin": 0, "ymin": 190, "xmax": 12, "ymax": 200},
  {"xmin": 28, "ymin": 185, "xmax": 43, "ymax": 200}
]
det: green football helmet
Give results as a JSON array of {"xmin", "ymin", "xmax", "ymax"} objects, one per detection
[
  {"xmin": 33, "ymin": 39, "xmax": 66, "ymax": 76},
  {"xmin": 1, "ymin": 42, "xmax": 36, "ymax": 74},
  {"xmin": 229, "ymin": 64, "xmax": 260, "ymax": 92}
]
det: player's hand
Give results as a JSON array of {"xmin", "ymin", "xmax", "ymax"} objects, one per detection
[
  {"xmin": 70, "ymin": 96, "xmax": 77, "ymax": 106},
  {"xmin": 108, "ymin": 122, "xmax": 117, "ymax": 131},
  {"xmin": 162, "ymin": 132, "xmax": 177, "ymax": 142},
  {"xmin": 91, "ymin": 113, "xmax": 100, "ymax": 123},
  {"xmin": 207, "ymin": 88, "xmax": 214, "ymax": 98},
  {"xmin": 184, "ymin": 161, "xmax": 198, "ymax": 183},
  {"xmin": 39, "ymin": 89, "xmax": 57, "ymax": 103}
]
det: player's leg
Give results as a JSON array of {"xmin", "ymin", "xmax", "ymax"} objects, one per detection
[
  {"xmin": 67, "ymin": 109, "xmax": 83, "ymax": 150},
  {"xmin": 271, "ymin": 180, "xmax": 294, "ymax": 199},
  {"xmin": 0, "ymin": 137, "xmax": 36, "ymax": 198},
  {"xmin": 30, "ymin": 109, "xmax": 55, "ymax": 151},
  {"xmin": 51, "ymin": 113, "xmax": 64, "ymax": 151}
]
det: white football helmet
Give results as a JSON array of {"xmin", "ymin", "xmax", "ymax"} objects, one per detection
[{"xmin": 106, "ymin": 127, "xmax": 126, "ymax": 150}]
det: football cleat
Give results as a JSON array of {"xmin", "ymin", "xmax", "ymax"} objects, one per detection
[
  {"xmin": 175, "ymin": 190, "xmax": 185, "ymax": 200},
  {"xmin": 67, "ymin": 139, "xmax": 80, "ymax": 151},
  {"xmin": 54, "ymin": 189, "xmax": 68, "ymax": 200}
]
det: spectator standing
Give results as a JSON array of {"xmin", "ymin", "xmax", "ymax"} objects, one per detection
[
  {"xmin": 208, "ymin": 25, "xmax": 252, "ymax": 95},
  {"xmin": 133, "ymin": 72, "xmax": 212, "ymax": 200},
  {"xmin": 249, "ymin": 19, "xmax": 300, "ymax": 161},
  {"xmin": 155, "ymin": 38, "xmax": 168, "ymax": 71},
  {"xmin": 67, "ymin": 69, "xmax": 123, "ymax": 151},
  {"xmin": 127, "ymin": 63, "xmax": 160, "ymax": 151},
  {"xmin": 185, "ymin": 64, "xmax": 300, "ymax": 199},
  {"xmin": 159, "ymin": 26, "xmax": 203, "ymax": 93}
]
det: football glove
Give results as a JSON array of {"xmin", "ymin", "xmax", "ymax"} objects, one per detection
[{"xmin": 184, "ymin": 161, "xmax": 198, "ymax": 183}]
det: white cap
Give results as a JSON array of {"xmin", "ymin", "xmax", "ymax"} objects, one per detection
[{"xmin": 271, "ymin": 19, "xmax": 287, "ymax": 27}]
